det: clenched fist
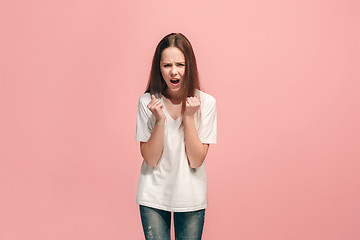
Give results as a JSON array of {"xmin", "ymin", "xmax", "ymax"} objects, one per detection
[
  {"xmin": 147, "ymin": 95, "xmax": 166, "ymax": 122},
  {"xmin": 184, "ymin": 96, "xmax": 201, "ymax": 118}
]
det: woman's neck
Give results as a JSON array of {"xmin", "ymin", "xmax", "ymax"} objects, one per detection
[{"xmin": 163, "ymin": 89, "xmax": 184, "ymax": 104}]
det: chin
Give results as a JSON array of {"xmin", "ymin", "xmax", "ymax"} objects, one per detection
[
  {"xmin": 170, "ymin": 87, "xmax": 182, "ymax": 92},
  {"xmin": 166, "ymin": 87, "xmax": 183, "ymax": 96}
]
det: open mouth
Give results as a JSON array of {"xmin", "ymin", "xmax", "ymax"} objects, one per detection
[{"xmin": 170, "ymin": 79, "xmax": 180, "ymax": 84}]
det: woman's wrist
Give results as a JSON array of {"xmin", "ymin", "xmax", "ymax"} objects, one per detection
[
  {"xmin": 183, "ymin": 115, "xmax": 195, "ymax": 123},
  {"xmin": 155, "ymin": 118, "xmax": 166, "ymax": 125}
]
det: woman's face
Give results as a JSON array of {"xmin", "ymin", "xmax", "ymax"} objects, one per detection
[{"xmin": 160, "ymin": 47, "xmax": 185, "ymax": 96}]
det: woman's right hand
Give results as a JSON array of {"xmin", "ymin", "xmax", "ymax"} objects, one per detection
[{"xmin": 147, "ymin": 95, "xmax": 166, "ymax": 123}]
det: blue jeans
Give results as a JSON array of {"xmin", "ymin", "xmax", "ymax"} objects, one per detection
[{"xmin": 139, "ymin": 205, "xmax": 205, "ymax": 240}]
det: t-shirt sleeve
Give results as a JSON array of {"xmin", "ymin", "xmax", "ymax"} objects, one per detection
[
  {"xmin": 135, "ymin": 96, "xmax": 152, "ymax": 142},
  {"xmin": 198, "ymin": 96, "xmax": 217, "ymax": 144}
]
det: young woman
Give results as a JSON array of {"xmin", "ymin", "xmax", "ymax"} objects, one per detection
[{"xmin": 135, "ymin": 33, "xmax": 217, "ymax": 240}]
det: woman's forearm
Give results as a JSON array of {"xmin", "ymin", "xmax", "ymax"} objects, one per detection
[
  {"xmin": 183, "ymin": 116, "xmax": 207, "ymax": 168},
  {"xmin": 140, "ymin": 120, "xmax": 165, "ymax": 167}
]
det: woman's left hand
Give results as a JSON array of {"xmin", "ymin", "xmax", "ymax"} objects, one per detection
[{"xmin": 184, "ymin": 96, "xmax": 201, "ymax": 118}]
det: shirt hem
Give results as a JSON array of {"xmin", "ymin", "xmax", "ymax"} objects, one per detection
[
  {"xmin": 201, "ymin": 140, "xmax": 217, "ymax": 144},
  {"xmin": 136, "ymin": 137, "xmax": 149, "ymax": 142},
  {"xmin": 136, "ymin": 200, "xmax": 207, "ymax": 212}
]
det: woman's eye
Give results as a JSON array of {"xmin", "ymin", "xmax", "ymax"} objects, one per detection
[{"xmin": 163, "ymin": 64, "xmax": 184, "ymax": 67}]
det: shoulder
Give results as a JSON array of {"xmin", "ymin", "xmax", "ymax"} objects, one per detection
[
  {"xmin": 197, "ymin": 89, "xmax": 216, "ymax": 106},
  {"xmin": 138, "ymin": 92, "xmax": 152, "ymax": 105}
]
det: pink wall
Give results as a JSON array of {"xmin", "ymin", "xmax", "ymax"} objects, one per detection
[{"xmin": 1, "ymin": 0, "xmax": 359, "ymax": 239}]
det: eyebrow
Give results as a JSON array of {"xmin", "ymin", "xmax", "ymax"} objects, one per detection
[{"xmin": 162, "ymin": 62, "xmax": 185, "ymax": 64}]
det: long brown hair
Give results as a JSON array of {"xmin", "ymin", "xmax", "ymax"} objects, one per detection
[{"xmin": 145, "ymin": 33, "xmax": 201, "ymax": 115}]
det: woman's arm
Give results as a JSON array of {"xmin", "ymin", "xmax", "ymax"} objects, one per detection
[
  {"xmin": 140, "ymin": 119, "xmax": 165, "ymax": 167},
  {"xmin": 183, "ymin": 96, "xmax": 211, "ymax": 168},
  {"xmin": 140, "ymin": 95, "xmax": 166, "ymax": 167},
  {"xmin": 183, "ymin": 115, "xmax": 210, "ymax": 168}
]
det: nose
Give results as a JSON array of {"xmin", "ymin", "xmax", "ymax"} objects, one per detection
[{"xmin": 170, "ymin": 66, "xmax": 178, "ymax": 76}]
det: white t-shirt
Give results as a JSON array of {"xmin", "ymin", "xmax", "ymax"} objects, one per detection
[{"xmin": 135, "ymin": 89, "xmax": 217, "ymax": 212}]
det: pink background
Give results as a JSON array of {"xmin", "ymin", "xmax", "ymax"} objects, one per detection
[{"xmin": 1, "ymin": 0, "xmax": 359, "ymax": 239}]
